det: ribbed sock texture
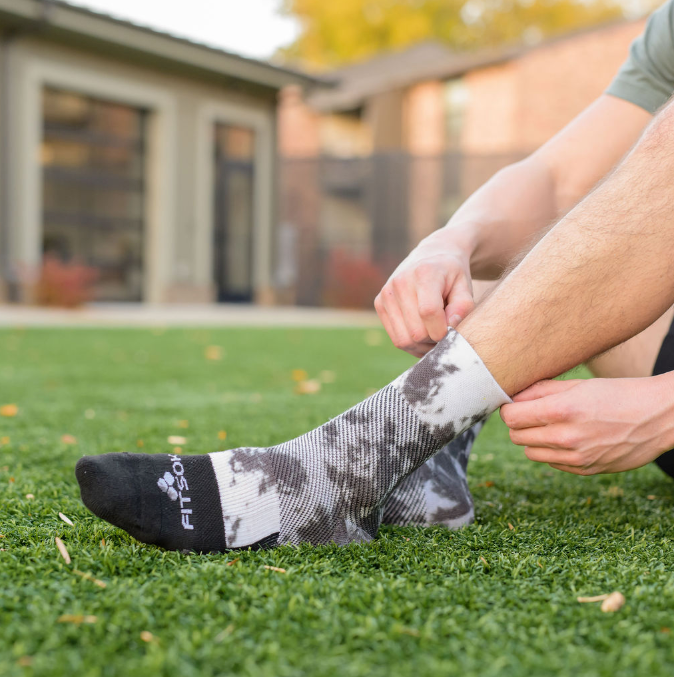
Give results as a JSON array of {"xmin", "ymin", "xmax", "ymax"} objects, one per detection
[
  {"xmin": 382, "ymin": 422, "xmax": 483, "ymax": 528},
  {"xmin": 76, "ymin": 329, "xmax": 510, "ymax": 551}
]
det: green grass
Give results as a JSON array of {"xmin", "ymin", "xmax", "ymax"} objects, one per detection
[{"xmin": 2, "ymin": 327, "xmax": 674, "ymax": 677}]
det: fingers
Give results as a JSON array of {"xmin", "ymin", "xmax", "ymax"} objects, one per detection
[
  {"xmin": 509, "ymin": 424, "xmax": 574, "ymax": 450},
  {"xmin": 444, "ymin": 273, "xmax": 475, "ymax": 327},
  {"xmin": 500, "ymin": 395, "xmax": 569, "ymax": 429},
  {"xmin": 415, "ymin": 271, "xmax": 451, "ymax": 342},
  {"xmin": 524, "ymin": 448, "xmax": 589, "ymax": 474},
  {"xmin": 513, "ymin": 379, "xmax": 582, "ymax": 402}
]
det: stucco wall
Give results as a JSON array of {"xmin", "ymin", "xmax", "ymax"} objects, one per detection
[{"xmin": 4, "ymin": 35, "xmax": 277, "ymax": 303}]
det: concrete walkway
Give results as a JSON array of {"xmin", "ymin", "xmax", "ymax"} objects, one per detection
[{"xmin": 0, "ymin": 303, "xmax": 381, "ymax": 328}]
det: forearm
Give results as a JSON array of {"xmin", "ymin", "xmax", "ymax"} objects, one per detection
[
  {"xmin": 439, "ymin": 156, "xmax": 561, "ymax": 280},
  {"xmin": 461, "ymin": 98, "xmax": 674, "ymax": 395}
]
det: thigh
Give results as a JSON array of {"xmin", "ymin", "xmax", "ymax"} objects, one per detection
[{"xmin": 587, "ymin": 305, "xmax": 674, "ymax": 378}]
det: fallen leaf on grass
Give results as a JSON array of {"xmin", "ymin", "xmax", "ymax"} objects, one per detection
[
  {"xmin": 61, "ymin": 434, "xmax": 77, "ymax": 445},
  {"xmin": 508, "ymin": 523, "xmax": 514, "ymax": 530},
  {"xmin": 205, "ymin": 345, "xmax": 223, "ymax": 361},
  {"xmin": 577, "ymin": 594, "xmax": 609, "ymax": 603},
  {"xmin": 364, "ymin": 330, "xmax": 383, "ymax": 347},
  {"xmin": 295, "ymin": 379, "xmax": 321, "ymax": 395},
  {"xmin": 291, "ymin": 369, "xmax": 308, "ymax": 382},
  {"xmin": 214, "ymin": 625, "xmax": 234, "ymax": 642},
  {"xmin": 606, "ymin": 486, "xmax": 624, "ymax": 498},
  {"xmin": 59, "ymin": 512, "xmax": 74, "ymax": 527},
  {"xmin": 661, "ymin": 627, "xmax": 671, "ymax": 634},
  {"xmin": 17, "ymin": 657, "xmax": 32, "ymax": 667},
  {"xmin": 0, "ymin": 404, "xmax": 18, "ymax": 417},
  {"xmin": 25, "ymin": 494, "xmax": 34, "ymax": 499},
  {"xmin": 318, "ymin": 370, "xmax": 336, "ymax": 384},
  {"xmin": 100, "ymin": 539, "xmax": 106, "ymax": 548},
  {"xmin": 601, "ymin": 591, "xmax": 625, "ymax": 612},
  {"xmin": 172, "ymin": 447, "xmax": 183, "ymax": 455},
  {"xmin": 168, "ymin": 436, "xmax": 186, "ymax": 445},
  {"xmin": 0, "ymin": 436, "xmax": 9, "ymax": 445},
  {"xmin": 73, "ymin": 569, "xmax": 106, "ymax": 588},
  {"xmin": 227, "ymin": 558, "xmax": 240, "ymax": 567},
  {"xmin": 479, "ymin": 556, "xmax": 488, "ymax": 566},
  {"xmin": 140, "ymin": 631, "xmax": 156, "ymax": 643},
  {"xmin": 218, "ymin": 430, "xmax": 227, "ymax": 441},
  {"xmin": 647, "ymin": 495, "xmax": 656, "ymax": 500},
  {"xmin": 177, "ymin": 420, "xmax": 189, "ymax": 429},
  {"xmin": 58, "ymin": 614, "xmax": 97, "ymax": 624},
  {"xmin": 55, "ymin": 537, "xmax": 71, "ymax": 564},
  {"xmin": 263, "ymin": 565, "xmax": 286, "ymax": 573},
  {"xmin": 137, "ymin": 440, "xmax": 144, "ymax": 448}
]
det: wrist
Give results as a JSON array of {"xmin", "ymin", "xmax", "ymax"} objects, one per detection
[
  {"xmin": 422, "ymin": 222, "xmax": 479, "ymax": 259},
  {"xmin": 648, "ymin": 372, "xmax": 674, "ymax": 454}
]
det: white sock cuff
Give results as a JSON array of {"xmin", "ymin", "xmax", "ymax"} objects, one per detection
[{"xmin": 392, "ymin": 328, "xmax": 511, "ymax": 441}]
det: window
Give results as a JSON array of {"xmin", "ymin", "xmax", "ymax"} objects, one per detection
[
  {"xmin": 444, "ymin": 79, "xmax": 468, "ymax": 151},
  {"xmin": 213, "ymin": 124, "xmax": 255, "ymax": 303},
  {"xmin": 41, "ymin": 88, "xmax": 147, "ymax": 301}
]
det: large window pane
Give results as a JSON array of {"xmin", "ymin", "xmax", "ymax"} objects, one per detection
[
  {"xmin": 41, "ymin": 87, "xmax": 146, "ymax": 302},
  {"xmin": 213, "ymin": 124, "xmax": 255, "ymax": 302}
]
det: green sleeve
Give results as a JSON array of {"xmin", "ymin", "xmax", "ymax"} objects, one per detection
[{"xmin": 606, "ymin": 0, "xmax": 674, "ymax": 114}]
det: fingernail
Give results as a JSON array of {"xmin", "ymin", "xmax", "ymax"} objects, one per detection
[{"xmin": 449, "ymin": 314, "xmax": 462, "ymax": 327}]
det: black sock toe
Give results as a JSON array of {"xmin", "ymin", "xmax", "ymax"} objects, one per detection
[{"xmin": 75, "ymin": 452, "xmax": 228, "ymax": 553}]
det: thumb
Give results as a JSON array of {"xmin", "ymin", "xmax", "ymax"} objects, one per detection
[{"xmin": 513, "ymin": 379, "xmax": 583, "ymax": 402}]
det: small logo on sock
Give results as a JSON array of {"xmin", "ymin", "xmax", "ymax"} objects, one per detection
[{"xmin": 156, "ymin": 455, "xmax": 194, "ymax": 530}]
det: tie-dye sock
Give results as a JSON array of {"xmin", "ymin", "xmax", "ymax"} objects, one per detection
[
  {"xmin": 75, "ymin": 329, "xmax": 510, "ymax": 552},
  {"xmin": 382, "ymin": 422, "xmax": 483, "ymax": 529}
]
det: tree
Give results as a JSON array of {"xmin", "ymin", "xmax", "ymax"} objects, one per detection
[{"xmin": 279, "ymin": 0, "xmax": 643, "ymax": 69}]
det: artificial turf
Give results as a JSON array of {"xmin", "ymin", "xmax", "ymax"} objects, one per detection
[{"xmin": 1, "ymin": 326, "xmax": 674, "ymax": 677}]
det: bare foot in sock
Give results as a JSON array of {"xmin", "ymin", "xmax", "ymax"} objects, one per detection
[{"xmin": 76, "ymin": 330, "xmax": 509, "ymax": 552}]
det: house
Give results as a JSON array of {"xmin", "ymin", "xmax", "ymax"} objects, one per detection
[
  {"xmin": 277, "ymin": 18, "xmax": 646, "ymax": 307},
  {"xmin": 0, "ymin": 0, "xmax": 321, "ymax": 305}
]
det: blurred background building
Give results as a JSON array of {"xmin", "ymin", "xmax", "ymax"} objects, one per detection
[
  {"xmin": 0, "ymin": 0, "xmax": 652, "ymax": 309},
  {"xmin": 277, "ymin": 18, "xmax": 644, "ymax": 307},
  {"xmin": 0, "ymin": 0, "xmax": 318, "ymax": 305}
]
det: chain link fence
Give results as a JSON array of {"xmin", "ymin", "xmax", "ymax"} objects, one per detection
[{"xmin": 275, "ymin": 151, "xmax": 524, "ymax": 309}]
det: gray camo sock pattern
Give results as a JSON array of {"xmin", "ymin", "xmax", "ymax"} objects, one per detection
[
  {"xmin": 382, "ymin": 422, "xmax": 483, "ymax": 529},
  {"xmin": 76, "ymin": 329, "xmax": 510, "ymax": 551}
]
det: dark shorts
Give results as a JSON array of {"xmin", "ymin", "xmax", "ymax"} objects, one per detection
[{"xmin": 652, "ymin": 315, "xmax": 674, "ymax": 479}]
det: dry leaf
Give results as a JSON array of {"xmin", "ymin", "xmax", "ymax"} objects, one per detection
[
  {"xmin": 140, "ymin": 631, "xmax": 156, "ymax": 642},
  {"xmin": 479, "ymin": 556, "xmax": 488, "ymax": 566},
  {"xmin": 647, "ymin": 495, "xmax": 656, "ymax": 500},
  {"xmin": 318, "ymin": 370, "xmax": 336, "ymax": 384},
  {"xmin": 61, "ymin": 434, "xmax": 77, "ymax": 445},
  {"xmin": 59, "ymin": 512, "xmax": 74, "ymax": 527},
  {"xmin": 177, "ymin": 420, "xmax": 189, "ymax": 429},
  {"xmin": 58, "ymin": 614, "xmax": 97, "ymax": 624},
  {"xmin": 291, "ymin": 369, "xmax": 308, "ymax": 382},
  {"xmin": 601, "ymin": 591, "xmax": 626, "ymax": 612},
  {"xmin": 218, "ymin": 430, "xmax": 227, "ymax": 441},
  {"xmin": 586, "ymin": 497, "xmax": 593, "ymax": 506},
  {"xmin": 137, "ymin": 439, "xmax": 144, "ymax": 448},
  {"xmin": 577, "ymin": 594, "xmax": 609, "ymax": 603},
  {"xmin": 25, "ymin": 493, "xmax": 34, "ymax": 499},
  {"xmin": 0, "ymin": 404, "xmax": 18, "ymax": 417},
  {"xmin": 227, "ymin": 557, "xmax": 240, "ymax": 566},
  {"xmin": 17, "ymin": 657, "xmax": 32, "ymax": 667},
  {"xmin": 661, "ymin": 627, "xmax": 671, "ymax": 634},
  {"xmin": 364, "ymin": 330, "xmax": 383, "ymax": 346},
  {"xmin": 173, "ymin": 447, "xmax": 183, "ymax": 454},
  {"xmin": 205, "ymin": 345, "xmax": 223, "ymax": 361},
  {"xmin": 72, "ymin": 569, "xmax": 106, "ymax": 588},
  {"xmin": 263, "ymin": 565, "xmax": 286, "ymax": 573},
  {"xmin": 295, "ymin": 379, "xmax": 321, "ymax": 395},
  {"xmin": 214, "ymin": 624, "xmax": 234, "ymax": 642},
  {"xmin": 508, "ymin": 523, "xmax": 514, "ymax": 530},
  {"xmin": 606, "ymin": 486, "xmax": 624, "ymax": 498},
  {"xmin": 100, "ymin": 539, "xmax": 106, "ymax": 548},
  {"xmin": 0, "ymin": 436, "xmax": 9, "ymax": 445},
  {"xmin": 168, "ymin": 436, "xmax": 186, "ymax": 445},
  {"xmin": 55, "ymin": 537, "xmax": 71, "ymax": 564}
]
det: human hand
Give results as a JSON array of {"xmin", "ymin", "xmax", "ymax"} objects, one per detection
[
  {"xmin": 500, "ymin": 376, "xmax": 674, "ymax": 475},
  {"xmin": 374, "ymin": 233, "xmax": 475, "ymax": 358}
]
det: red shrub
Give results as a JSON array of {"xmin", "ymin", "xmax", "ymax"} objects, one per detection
[{"xmin": 34, "ymin": 256, "xmax": 98, "ymax": 308}]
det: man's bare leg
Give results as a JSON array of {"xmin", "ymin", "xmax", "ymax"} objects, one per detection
[{"xmin": 459, "ymin": 99, "xmax": 674, "ymax": 395}]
